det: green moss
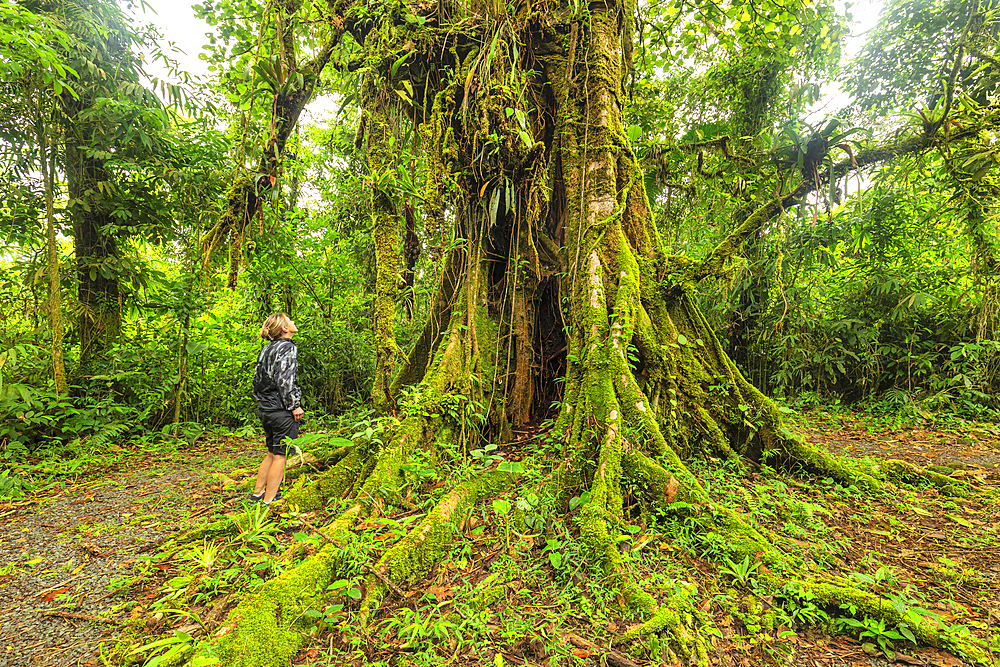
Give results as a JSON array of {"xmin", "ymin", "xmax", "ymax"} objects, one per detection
[
  {"xmin": 617, "ymin": 583, "xmax": 709, "ymax": 665},
  {"xmin": 104, "ymin": 615, "xmax": 147, "ymax": 666},
  {"xmin": 879, "ymin": 459, "xmax": 971, "ymax": 497},
  {"xmin": 787, "ymin": 579, "xmax": 988, "ymax": 662},
  {"xmin": 290, "ymin": 446, "xmax": 367, "ymax": 511},
  {"xmin": 208, "ymin": 509, "xmax": 359, "ymax": 667},
  {"xmin": 361, "ymin": 471, "xmax": 513, "ymax": 617}
]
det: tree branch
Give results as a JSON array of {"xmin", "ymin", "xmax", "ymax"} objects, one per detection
[
  {"xmin": 966, "ymin": 45, "xmax": 1000, "ymax": 69},
  {"xmin": 687, "ymin": 133, "xmax": 940, "ymax": 283}
]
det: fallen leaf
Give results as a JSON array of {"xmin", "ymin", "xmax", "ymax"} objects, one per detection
[
  {"xmin": 214, "ymin": 618, "xmax": 238, "ymax": 639},
  {"xmin": 946, "ymin": 515, "xmax": 973, "ymax": 528},
  {"xmin": 42, "ymin": 586, "xmax": 70, "ymax": 602},
  {"xmin": 572, "ymin": 648, "xmax": 594, "ymax": 658},
  {"xmin": 862, "ymin": 528, "xmax": 893, "ymax": 537},
  {"xmin": 664, "ymin": 476, "xmax": 678, "ymax": 503},
  {"xmin": 427, "ymin": 585, "xmax": 454, "ymax": 601}
]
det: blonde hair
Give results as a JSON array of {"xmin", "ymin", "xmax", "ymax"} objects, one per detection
[{"xmin": 260, "ymin": 312, "xmax": 291, "ymax": 341}]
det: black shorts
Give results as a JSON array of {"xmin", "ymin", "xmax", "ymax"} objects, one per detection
[{"xmin": 258, "ymin": 409, "xmax": 299, "ymax": 456}]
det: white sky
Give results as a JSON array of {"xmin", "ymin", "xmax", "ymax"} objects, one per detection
[{"xmin": 130, "ymin": 0, "xmax": 211, "ymax": 78}]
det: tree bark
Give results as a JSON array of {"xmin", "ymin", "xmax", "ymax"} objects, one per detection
[
  {"xmin": 65, "ymin": 139, "xmax": 121, "ymax": 367},
  {"xmin": 33, "ymin": 89, "xmax": 66, "ymax": 395}
]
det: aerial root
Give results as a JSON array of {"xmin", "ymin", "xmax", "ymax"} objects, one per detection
[
  {"xmin": 877, "ymin": 458, "xmax": 972, "ymax": 497},
  {"xmin": 358, "ymin": 470, "xmax": 514, "ymax": 623}
]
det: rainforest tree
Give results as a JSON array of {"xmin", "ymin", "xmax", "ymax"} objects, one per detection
[{"xmin": 178, "ymin": 0, "xmax": 998, "ymax": 663}]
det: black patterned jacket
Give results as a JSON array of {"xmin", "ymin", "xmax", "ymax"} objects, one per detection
[{"xmin": 252, "ymin": 338, "xmax": 302, "ymax": 412}]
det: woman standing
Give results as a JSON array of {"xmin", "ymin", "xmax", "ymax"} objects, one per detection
[{"xmin": 251, "ymin": 313, "xmax": 304, "ymax": 505}]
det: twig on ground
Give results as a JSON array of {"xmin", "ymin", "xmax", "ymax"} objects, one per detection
[
  {"xmin": 296, "ymin": 513, "xmax": 343, "ymax": 547},
  {"xmin": 566, "ymin": 633, "xmax": 640, "ymax": 667},
  {"xmin": 34, "ymin": 574, "xmax": 93, "ymax": 598},
  {"xmin": 41, "ymin": 611, "xmax": 122, "ymax": 624},
  {"xmin": 361, "ymin": 565, "xmax": 408, "ymax": 599},
  {"xmin": 190, "ymin": 505, "xmax": 216, "ymax": 519},
  {"xmin": 137, "ymin": 534, "xmax": 173, "ymax": 553}
]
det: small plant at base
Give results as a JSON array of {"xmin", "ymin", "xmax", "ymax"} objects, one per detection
[
  {"xmin": 182, "ymin": 540, "xmax": 220, "ymax": 572},
  {"xmin": 493, "ymin": 497, "xmax": 512, "ymax": 552},
  {"xmin": 719, "ymin": 555, "xmax": 761, "ymax": 588},
  {"xmin": 836, "ymin": 615, "xmax": 913, "ymax": 658},
  {"xmin": 130, "ymin": 629, "xmax": 219, "ymax": 667},
  {"xmin": 542, "ymin": 537, "xmax": 565, "ymax": 570},
  {"xmin": 229, "ymin": 504, "xmax": 278, "ymax": 551},
  {"xmin": 470, "ymin": 443, "xmax": 502, "ymax": 467}
]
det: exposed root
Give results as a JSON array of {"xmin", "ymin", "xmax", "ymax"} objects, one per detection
[
  {"xmin": 290, "ymin": 445, "xmax": 369, "ymax": 511},
  {"xmin": 878, "ymin": 458, "xmax": 972, "ymax": 497},
  {"xmin": 781, "ymin": 578, "xmax": 990, "ymax": 663},
  {"xmin": 359, "ymin": 470, "xmax": 514, "ymax": 621},
  {"xmin": 614, "ymin": 585, "xmax": 709, "ymax": 666},
  {"xmin": 190, "ymin": 506, "xmax": 361, "ymax": 667},
  {"xmin": 776, "ymin": 430, "xmax": 883, "ymax": 492}
]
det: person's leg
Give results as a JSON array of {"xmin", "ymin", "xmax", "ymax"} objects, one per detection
[
  {"xmin": 263, "ymin": 412, "xmax": 298, "ymax": 503},
  {"xmin": 264, "ymin": 455, "xmax": 285, "ymax": 502},
  {"xmin": 253, "ymin": 411, "xmax": 278, "ymax": 499},
  {"xmin": 254, "ymin": 452, "xmax": 275, "ymax": 495}
]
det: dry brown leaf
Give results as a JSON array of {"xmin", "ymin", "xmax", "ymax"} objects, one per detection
[{"xmin": 664, "ymin": 476, "xmax": 678, "ymax": 503}]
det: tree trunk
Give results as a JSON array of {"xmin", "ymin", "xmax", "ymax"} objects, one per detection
[
  {"xmin": 169, "ymin": 3, "xmax": 987, "ymax": 665},
  {"xmin": 65, "ymin": 139, "xmax": 121, "ymax": 367},
  {"xmin": 366, "ymin": 98, "xmax": 403, "ymax": 413},
  {"xmin": 33, "ymin": 90, "xmax": 66, "ymax": 395}
]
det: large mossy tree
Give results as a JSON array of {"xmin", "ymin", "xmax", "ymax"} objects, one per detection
[{"xmin": 179, "ymin": 0, "xmax": 998, "ymax": 663}]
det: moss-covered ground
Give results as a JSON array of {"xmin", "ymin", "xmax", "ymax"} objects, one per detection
[{"xmin": 3, "ymin": 407, "xmax": 998, "ymax": 666}]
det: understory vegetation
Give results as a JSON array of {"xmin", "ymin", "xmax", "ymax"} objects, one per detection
[{"xmin": 2, "ymin": 0, "xmax": 1000, "ymax": 663}]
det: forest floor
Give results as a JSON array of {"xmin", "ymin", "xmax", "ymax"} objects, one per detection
[{"xmin": 0, "ymin": 409, "xmax": 998, "ymax": 667}]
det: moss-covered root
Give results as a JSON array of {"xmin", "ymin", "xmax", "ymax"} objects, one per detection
[
  {"xmin": 576, "ymin": 486, "xmax": 711, "ymax": 666},
  {"xmin": 622, "ymin": 450, "xmax": 789, "ymax": 568},
  {"xmin": 614, "ymin": 586, "xmax": 710, "ymax": 666},
  {"xmin": 358, "ymin": 471, "xmax": 514, "ymax": 622},
  {"xmin": 288, "ymin": 445, "xmax": 369, "ymax": 511},
  {"xmin": 878, "ymin": 459, "xmax": 972, "ymax": 497},
  {"xmin": 788, "ymin": 579, "xmax": 990, "ymax": 664},
  {"xmin": 187, "ymin": 506, "xmax": 361, "ymax": 667},
  {"xmin": 778, "ymin": 431, "xmax": 883, "ymax": 492}
]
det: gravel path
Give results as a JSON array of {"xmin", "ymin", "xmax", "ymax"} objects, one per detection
[
  {"xmin": 797, "ymin": 416, "xmax": 1000, "ymax": 471},
  {"xmin": 0, "ymin": 438, "xmax": 261, "ymax": 667}
]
